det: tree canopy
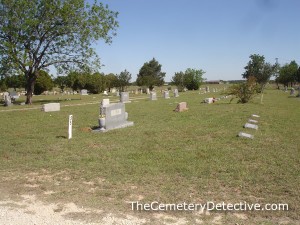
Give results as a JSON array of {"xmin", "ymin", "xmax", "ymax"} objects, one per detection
[
  {"xmin": 172, "ymin": 68, "xmax": 205, "ymax": 91},
  {"xmin": 0, "ymin": 0, "xmax": 118, "ymax": 104},
  {"xmin": 276, "ymin": 61, "xmax": 299, "ymax": 87},
  {"xmin": 136, "ymin": 58, "xmax": 165, "ymax": 90}
]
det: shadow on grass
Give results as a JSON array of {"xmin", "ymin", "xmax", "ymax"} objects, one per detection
[{"xmin": 56, "ymin": 135, "xmax": 67, "ymax": 139}]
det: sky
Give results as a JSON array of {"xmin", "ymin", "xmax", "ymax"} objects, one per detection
[{"xmin": 92, "ymin": 0, "xmax": 300, "ymax": 81}]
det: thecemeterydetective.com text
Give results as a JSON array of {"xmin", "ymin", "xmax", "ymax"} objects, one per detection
[{"xmin": 130, "ymin": 201, "xmax": 288, "ymax": 212}]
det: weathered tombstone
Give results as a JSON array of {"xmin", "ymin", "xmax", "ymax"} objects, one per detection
[
  {"xmin": 248, "ymin": 119, "xmax": 258, "ymax": 124},
  {"xmin": 146, "ymin": 88, "xmax": 150, "ymax": 94},
  {"xmin": 3, "ymin": 92, "xmax": 12, "ymax": 106},
  {"xmin": 252, "ymin": 114, "xmax": 260, "ymax": 118},
  {"xmin": 42, "ymin": 103, "xmax": 60, "ymax": 112},
  {"xmin": 80, "ymin": 89, "xmax": 88, "ymax": 95},
  {"xmin": 290, "ymin": 88, "xmax": 295, "ymax": 96},
  {"xmin": 238, "ymin": 132, "xmax": 254, "ymax": 139},
  {"xmin": 135, "ymin": 89, "xmax": 139, "ymax": 95},
  {"xmin": 174, "ymin": 102, "xmax": 188, "ymax": 112},
  {"xmin": 120, "ymin": 92, "xmax": 130, "ymax": 103},
  {"xmin": 150, "ymin": 92, "xmax": 157, "ymax": 100},
  {"xmin": 244, "ymin": 123, "xmax": 258, "ymax": 130},
  {"xmin": 94, "ymin": 102, "xmax": 134, "ymax": 132},
  {"xmin": 204, "ymin": 98, "xmax": 214, "ymax": 104},
  {"xmin": 103, "ymin": 90, "xmax": 108, "ymax": 95},
  {"xmin": 116, "ymin": 91, "xmax": 120, "ymax": 97},
  {"xmin": 163, "ymin": 91, "xmax": 170, "ymax": 99},
  {"xmin": 173, "ymin": 89, "xmax": 179, "ymax": 97},
  {"xmin": 101, "ymin": 98, "xmax": 110, "ymax": 106}
]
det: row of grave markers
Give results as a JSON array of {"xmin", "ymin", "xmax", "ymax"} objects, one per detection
[{"xmin": 238, "ymin": 114, "xmax": 260, "ymax": 139}]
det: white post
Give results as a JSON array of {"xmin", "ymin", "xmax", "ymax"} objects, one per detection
[{"xmin": 68, "ymin": 115, "xmax": 73, "ymax": 139}]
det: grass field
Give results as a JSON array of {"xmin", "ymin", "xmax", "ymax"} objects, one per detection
[{"xmin": 0, "ymin": 85, "xmax": 299, "ymax": 224}]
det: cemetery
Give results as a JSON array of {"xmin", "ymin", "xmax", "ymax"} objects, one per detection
[{"xmin": 0, "ymin": 86, "xmax": 299, "ymax": 224}]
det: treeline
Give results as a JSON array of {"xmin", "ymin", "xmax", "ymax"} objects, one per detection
[{"xmin": 0, "ymin": 70, "xmax": 132, "ymax": 94}]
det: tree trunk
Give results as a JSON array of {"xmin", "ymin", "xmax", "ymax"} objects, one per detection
[{"xmin": 25, "ymin": 74, "xmax": 36, "ymax": 104}]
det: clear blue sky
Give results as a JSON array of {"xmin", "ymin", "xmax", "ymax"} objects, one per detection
[{"xmin": 94, "ymin": 0, "xmax": 300, "ymax": 81}]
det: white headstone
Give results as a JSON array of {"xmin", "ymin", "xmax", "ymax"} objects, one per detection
[
  {"xmin": 42, "ymin": 103, "xmax": 60, "ymax": 112},
  {"xmin": 248, "ymin": 119, "xmax": 258, "ymax": 124},
  {"xmin": 101, "ymin": 98, "xmax": 110, "ymax": 106},
  {"xmin": 244, "ymin": 123, "xmax": 258, "ymax": 130},
  {"xmin": 238, "ymin": 132, "xmax": 254, "ymax": 139},
  {"xmin": 252, "ymin": 114, "xmax": 260, "ymax": 118}
]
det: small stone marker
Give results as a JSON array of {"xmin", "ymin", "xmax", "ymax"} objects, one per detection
[
  {"xmin": 252, "ymin": 114, "xmax": 260, "ymax": 118},
  {"xmin": 204, "ymin": 98, "xmax": 214, "ymax": 104},
  {"xmin": 248, "ymin": 119, "xmax": 258, "ymax": 124},
  {"xmin": 68, "ymin": 115, "xmax": 73, "ymax": 139},
  {"xmin": 244, "ymin": 123, "xmax": 258, "ymax": 130},
  {"xmin": 150, "ymin": 92, "xmax": 157, "ymax": 100},
  {"xmin": 146, "ymin": 88, "xmax": 150, "ymax": 94},
  {"xmin": 3, "ymin": 92, "xmax": 12, "ymax": 106},
  {"xmin": 42, "ymin": 103, "xmax": 60, "ymax": 112},
  {"xmin": 238, "ymin": 132, "xmax": 254, "ymax": 139},
  {"xmin": 174, "ymin": 89, "xmax": 179, "ymax": 97},
  {"xmin": 103, "ymin": 90, "xmax": 108, "ymax": 95},
  {"xmin": 163, "ymin": 91, "xmax": 170, "ymax": 99},
  {"xmin": 120, "ymin": 92, "xmax": 130, "ymax": 103},
  {"xmin": 80, "ymin": 89, "xmax": 88, "ymax": 95},
  {"xmin": 174, "ymin": 102, "xmax": 188, "ymax": 112},
  {"xmin": 101, "ymin": 98, "xmax": 110, "ymax": 106}
]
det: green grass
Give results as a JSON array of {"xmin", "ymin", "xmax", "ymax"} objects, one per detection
[{"xmin": 0, "ymin": 86, "xmax": 299, "ymax": 224}]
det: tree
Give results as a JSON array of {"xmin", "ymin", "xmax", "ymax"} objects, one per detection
[
  {"xmin": 105, "ymin": 73, "xmax": 118, "ymax": 92},
  {"xmin": 117, "ymin": 69, "xmax": 131, "ymax": 92},
  {"xmin": 85, "ymin": 72, "xmax": 106, "ymax": 94},
  {"xmin": 0, "ymin": 0, "xmax": 118, "ymax": 104},
  {"xmin": 171, "ymin": 72, "xmax": 185, "ymax": 91},
  {"xmin": 5, "ymin": 74, "xmax": 26, "ymax": 91},
  {"xmin": 242, "ymin": 54, "xmax": 275, "ymax": 103},
  {"xmin": 136, "ymin": 58, "xmax": 165, "ymax": 90},
  {"xmin": 183, "ymin": 68, "xmax": 205, "ymax": 90},
  {"xmin": 276, "ymin": 61, "xmax": 298, "ymax": 87},
  {"xmin": 225, "ymin": 76, "xmax": 259, "ymax": 104},
  {"xmin": 34, "ymin": 70, "xmax": 54, "ymax": 95},
  {"xmin": 54, "ymin": 76, "xmax": 68, "ymax": 92}
]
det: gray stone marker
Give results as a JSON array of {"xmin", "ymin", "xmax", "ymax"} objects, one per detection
[
  {"xmin": 163, "ymin": 91, "xmax": 170, "ymax": 99},
  {"xmin": 94, "ymin": 102, "xmax": 134, "ymax": 132},
  {"xmin": 174, "ymin": 102, "xmax": 188, "ymax": 112},
  {"xmin": 80, "ymin": 89, "xmax": 88, "ymax": 95},
  {"xmin": 248, "ymin": 119, "xmax": 258, "ymax": 124},
  {"xmin": 252, "ymin": 114, "xmax": 260, "ymax": 118},
  {"xmin": 150, "ymin": 92, "xmax": 157, "ymax": 100},
  {"xmin": 146, "ymin": 88, "xmax": 150, "ymax": 94},
  {"xmin": 120, "ymin": 92, "xmax": 130, "ymax": 103},
  {"xmin": 42, "ymin": 103, "xmax": 60, "ymax": 112},
  {"xmin": 9, "ymin": 91, "xmax": 19, "ymax": 101},
  {"xmin": 3, "ymin": 92, "xmax": 12, "ymax": 106},
  {"xmin": 173, "ymin": 89, "xmax": 179, "ymax": 97},
  {"xmin": 116, "ymin": 91, "xmax": 120, "ymax": 97},
  {"xmin": 238, "ymin": 132, "xmax": 254, "ymax": 139},
  {"xmin": 244, "ymin": 123, "xmax": 258, "ymax": 130}
]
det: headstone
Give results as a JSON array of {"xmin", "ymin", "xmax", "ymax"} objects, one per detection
[
  {"xmin": 252, "ymin": 114, "xmax": 260, "ymax": 118},
  {"xmin": 101, "ymin": 98, "xmax": 110, "ymax": 106},
  {"xmin": 205, "ymin": 86, "xmax": 210, "ymax": 92},
  {"xmin": 42, "ymin": 103, "xmax": 60, "ymax": 112},
  {"xmin": 103, "ymin": 90, "xmax": 108, "ymax": 95},
  {"xmin": 204, "ymin": 98, "xmax": 214, "ymax": 104},
  {"xmin": 244, "ymin": 123, "xmax": 258, "ymax": 130},
  {"xmin": 163, "ymin": 91, "xmax": 170, "ymax": 99},
  {"xmin": 174, "ymin": 89, "xmax": 179, "ymax": 97},
  {"xmin": 238, "ymin": 132, "xmax": 254, "ymax": 139},
  {"xmin": 135, "ymin": 89, "xmax": 139, "ymax": 95},
  {"xmin": 116, "ymin": 91, "xmax": 120, "ymax": 97},
  {"xmin": 150, "ymin": 92, "xmax": 157, "ymax": 100},
  {"xmin": 9, "ymin": 91, "xmax": 19, "ymax": 101},
  {"xmin": 284, "ymin": 86, "xmax": 288, "ymax": 92},
  {"xmin": 140, "ymin": 89, "xmax": 143, "ymax": 94},
  {"xmin": 174, "ymin": 102, "xmax": 188, "ymax": 112},
  {"xmin": 146, "ymin": 88, "xmax": 150, "ymax": 94},
  {"xmin": 120, "ymin": 92, "xmax": 130, "ymax": 103},
  {"xmin": 80, "ymin": 89, "xmax": 88, "ymax": 95},
  {"xmin": 3, "ymin": 92, "xmax": 12, "ymax": 106},
  {"xmin": 248, "ymin": 119, "xmax": 258, "ymax": 124},
  {"xmin": 93, "ymin": 103, "xmax": 134, "ymax": 132},
  {"xmin": 290, "ymin": 88, "xmax": 295, "ymax": 96}
]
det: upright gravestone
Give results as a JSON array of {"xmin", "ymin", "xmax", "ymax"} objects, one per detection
[
  {"xmin": 174, "ymin": 102, "xmax": 188, "ymax": 112},
  {"xmin": 205, "ymin": 86, "xmax": 210, "ymax": 92},
  {"xmin": 150, "ymin": 92, "xmax": 157, "ymax": 100},
  {"xmin": 116, "ymin": 91, "xmax": 120, "ymax": 97},
  {"xmin": 3, "ymin": 92, "xmax": 12, "ymax": 106},
  {"xmin": 94, "ymin": 102, "xmax": 134, "ymax": 132},
  {"xmin": 146, "ymin": 88, "xmax": 150, "ymax": 95},
  {"xmin": 80, "ymin": 89, "xmax": 88, "ymax": 95},
  {"xmin": 174, "ymin": 89, "xmax": 179, "ymax": 97},
  {"xmin": 163, "ymin": 91, "xmax": 170, "ymax": 99},
  {"xmin": 120, "ymin": 92, "xmax": 130, "ymax": 103},
  {"xmin": 42, "ymin": 103, "xmax": 61, "ymax": 112}
]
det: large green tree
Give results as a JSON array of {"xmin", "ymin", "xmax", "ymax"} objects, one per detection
[
  {"xmin": 183, "ymin": 68, "xmax": 205, "ymax": 90},
  {"xmin": 117, "ymin": 69, "xmax": 131, "ymax": 92},
  {"xmin": 136, "ymin": 58, "xmax": 165, "ymax": 90},
  {"xmin": 276, "ymin": 61, "xmax": 298, "ymax": 87},
  {"xmin": 34, "ymin": 70, "xmax": 54, "ymax": 95},
  {"xmin": 0, "ymin": 0, "xmax": 118, "ymax": 104},
  {"xmin": 171, "ymin": 72, "xmax": 185, "ymax": 91},
  {"xmin": 242, "ymin": 54, "xmax": 275, "ymax": 103}
]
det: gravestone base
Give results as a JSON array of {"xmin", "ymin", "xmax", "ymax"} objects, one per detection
[{"xmin": 93, "ymin": 121, "xmax": 134, "ymax": 133}]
